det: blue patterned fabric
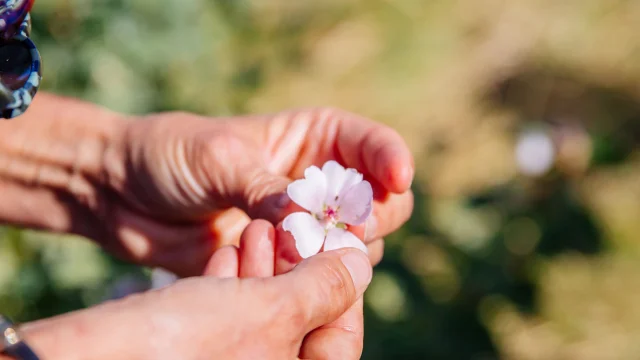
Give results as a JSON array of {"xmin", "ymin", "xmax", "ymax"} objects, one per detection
[
  {"xmin": 0, "ymin": 11, "xmax": 41, "ymax": 119},
  {"xmin": 0, "ymin": 0, "xmax": 34, "ymax": 39}
]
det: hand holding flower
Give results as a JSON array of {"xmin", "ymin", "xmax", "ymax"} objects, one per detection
[
  {"xmin": 1, "ymin": 94, "xmax": 414, "ymax": 276},
  {"xmin": 9, "ymin": 220, "xmax": 372, "ymax": 360},
  {"xmin": 100, "ymin": 106, "xmax": 414, "ymax": 276}
]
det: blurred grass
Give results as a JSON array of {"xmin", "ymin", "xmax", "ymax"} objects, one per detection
[{"xmin": 4, "ymin": 0, "xmax": 640, "ymax": 359}]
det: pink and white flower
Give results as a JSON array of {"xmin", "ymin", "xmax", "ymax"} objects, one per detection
[{"xmin": 283, "ymin": 160, "xmax": 373, "ymax": 258}]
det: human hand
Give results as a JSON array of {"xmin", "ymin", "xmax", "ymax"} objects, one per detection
[
  {"xmin": 94, "ymin": 108, "xmax": 414, "ymax": 276},
  {"xmin": 203, "ymin": 219, "xmax": 370, "ymax": 359},
  {"xmin": 19, "ymin": 220, "xmax": 373, "ymax": 360}
]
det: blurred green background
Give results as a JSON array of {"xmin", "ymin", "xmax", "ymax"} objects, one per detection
[{"xmin": 4, "ymin": 0, "xmax": 640, "ymax": 359}]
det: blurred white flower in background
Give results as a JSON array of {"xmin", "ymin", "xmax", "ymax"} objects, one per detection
[{"xmin": 515, "ymin": 129, "xmax": 556, "ymax": 177}]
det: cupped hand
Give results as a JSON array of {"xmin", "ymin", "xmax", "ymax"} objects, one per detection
[
  {"xmin": 95, "ymin": 108, "xmax": 414, "ymax": 276},
  {"xmin": 22, "ymin": 220, "xmax": 373, "ymax": 360}
]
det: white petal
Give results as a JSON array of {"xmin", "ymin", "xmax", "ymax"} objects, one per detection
[
  {"xmin": 323, "ymin": 228, "xmax": 368, "ymax": 254},
  {"xmin": 287, "ymin": 166, "xmax": 327, "ymax": 213},
  {"xmin": 322, "ymin": 161, "xmax": 347, "ymax": 206},
  {"xmin": 322, "ymin": 161, "xmax": 364, "ymax": 207},
  {"xmin": 338, "ymin": 169, "xmax": 364, "ymax": 198},
  {"xmin": 337, "ymin": 180, "xmax": 373, "ymax": 226},
  {"xmin": 283, "ymin": 212, "xmax": 326, "ymax": 259}
]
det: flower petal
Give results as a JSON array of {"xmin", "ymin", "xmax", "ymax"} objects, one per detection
[
  {"xmin": 283, "ymin": 212, "xmax": 326, "ymax": 259},
  {"xmin": 324, "ymin": 228, "xmax": 368, "ymax": 254},
  {"xmin": 322, "ymin": 161, "xmax": 364, "ymax": 207},
  {"xmin": 287, "ymin": 166, "xmax": 327, "ymax": 213},
  {"xmin": 338, "ymin": 168, "xmax": 364, "ymax": 199},
  {"xmin": 337, "ymin": 180, "xmax": 373, "ymax": 226},
  {"xmin": 322, "ymin": 161, "xmax": 347, "ymax": 206}
]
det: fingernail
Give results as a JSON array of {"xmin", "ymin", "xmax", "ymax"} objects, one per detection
[
  {"xmin": 364, "ymin": 216, "xmax": 378, "ymax": 242},
  {"xmin": 341, "ymin": 251, "xmax": 373, "ymax": 297},
  {"xmin": 405, "ymin": 165, "xmax": 415, "ymax": 190}
]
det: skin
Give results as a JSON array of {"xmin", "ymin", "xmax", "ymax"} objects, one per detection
[
  {"xmin": 0, "ymin": 92, "xmax": 415, "ymax": 359},
  {"xmin": 4, "ymin": 220, "xmax": 372, "ymax": 360}
]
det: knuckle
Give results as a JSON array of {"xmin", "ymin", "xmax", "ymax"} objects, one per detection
[
  {"xmin": 284, "ymin": 257, "xmax": 355, "ymax": 329},
  {"xmin": 321, "ymin": 106, "xmax": 350, "ymax": 119},
  {"xmin": 310, "ymin": 106, "xmax": 349, "ymax": 118},
  {"xmin": 281, "ymin": 282, "xmax": 311, "ymax": 333},
  {"xmin": 299, "ymin": 107, "xmax": 352, "ymax": 127},
  {"xmin": 315, "ymin": 258, "xmax": 354, "ymax": 306},
  {"xmin": 287, "ymin": 294, "xmax": 310, "ymax": 334},
  {"xmin": 242, "ymin": 168, "xmax": 275, "ymax": 204},
  {"xmin": 199, "ymin": 133, "xmax": 243, "ymax": 165},
  {"xmin": 196, "ymin": 133, "xmax": 249, "ymax": 198},
  {"xmin": 369, "ymin": 124, "xmax": 399, "ymax": 146}
]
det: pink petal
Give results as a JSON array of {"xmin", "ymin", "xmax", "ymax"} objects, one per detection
[
  {"xmin": 323, "ymin": 228, "xmax": 368, "ymax": 254},
  {"xmin": 287, "ymin": 166, "xmax": 327, "ymax": 214},
  {"xmin": 337, "ymin": 180, "xmax": 373, "ymax": 226},
  {"xmin": 322, "ymin": 161, "xmax": 363, "ymax": 207},
  {"xmin": 338, "ymin": 168, "xmax": 364, "ymax": 199},
  {"xmin": 282, "ymin": 212, "xmax": 326, "ymax": 259}
]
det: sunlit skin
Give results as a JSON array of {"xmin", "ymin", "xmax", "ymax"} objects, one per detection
[
  {"xmin": 205, "ymin": 220, "xmax": 371, "ymax": 360},
  {"xmin": 102, "ymin": 105, "xmax": 414, "ymax": 277},
  {"xmin": 4, "ymin": 221, "xmax": 373, "ymax": 360},
  {"xmin": 0, "ymin": 92, "xmax": 414, "ymax": 276},
  {"xmin": 0, "ymin": 92, "xmax": 414, "ymax": 359}
]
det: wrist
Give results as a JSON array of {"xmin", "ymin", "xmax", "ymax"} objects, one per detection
[
  {"xmin": 4, "ymin": 296, "xmax": 153, "ymax": 360},
  {"xmin": 0, "ymin": 92, "xmax": 130, "ymax": 233},
  {"xmin": 0, "ymin": 92, "xmax": 131, "ymax": 184}
]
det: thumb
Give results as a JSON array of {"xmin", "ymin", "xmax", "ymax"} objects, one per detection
[{"xmin": 276, "ymin": 248, "xmax": 372, "ymax": 333}]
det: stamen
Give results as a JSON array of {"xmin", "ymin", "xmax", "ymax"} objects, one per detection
[{"xmin": 324, "ymin": 207, "xmax": 338, "ymax": 220}]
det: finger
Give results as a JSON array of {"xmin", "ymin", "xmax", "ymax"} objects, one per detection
[
  {"xmin": 109, "ymin": 205, "xmax": 216, "ymax": 277},
  {"xmin": 277, "ymin": 248, "xmax": 372, "ymax": 333},
  {"xmin": 299, "ymin": 298, "xmax": 364, "ymax": 360},
  {"xmin": 239, "ymin": 220, "xmax": 276, "ymax": 278},
  {"xmin": 236, "ymin": 168, "xmax": 299, "ymax": 225},
  {"xmin": 113, "ymin": 205, "xmax": 213, "ymax": 248},
  {"xmin": 254, "ymin": 109, "xmax": 415, "ymax": 194},
  {"xmin": 208, "ymin": 207, "xmax": 251, "ymax": 248},
  {"xmin": 345, "ymin": 190, "xmax": 413, "ymax": 244},
  {"xmin": 235, "ymin": 109, "xmax": 414, "ymax": 221},
  {"xmin": 330, "ymin": 109, "xmax": 414, "ymax": 193},
  {"xmin": 348, "ymin": 223, "xmax": 366, "ymax": 242},
  {"xmin": 203, "ymin": 245, "xmax": 239, "ymax": 278},
  {"xmin": 367, "ymin": 238, "xmax": 384, "ymax": 267},
  {"xmin": 366, "ymin": 190, "xmax": 414, "ymax": 242},
  {"xmin": 107, "ymin": 205, "xmax": 255, "ymax": 277}
]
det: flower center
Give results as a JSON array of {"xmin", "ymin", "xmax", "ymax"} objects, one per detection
[
  {"xmin": 317, "ymin": 204, "xmax": 343, "ymax": 232},
  {"xmin": 324, "ymin": 206, "xmax": 338, "ymax": 221}
]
